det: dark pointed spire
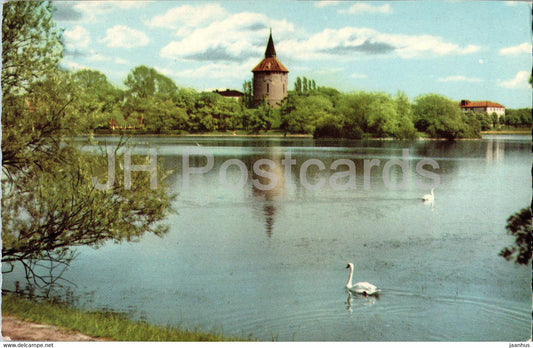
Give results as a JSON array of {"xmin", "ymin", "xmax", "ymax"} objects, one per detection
[{"xmin": 265, "ymin": 28, "xmax": 277, "ymax": 58}]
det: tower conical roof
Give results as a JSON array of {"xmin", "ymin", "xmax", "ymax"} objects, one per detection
[
  {"xmin": 265, "ymin": 30, "xmax": 276, "ymax": 58},
  {"xmin": 252, "ymin": 30, "xmax": 288, "ymax": 73}
]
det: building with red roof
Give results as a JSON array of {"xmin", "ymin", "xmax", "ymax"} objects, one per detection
[
  {"xmin": 460, "ymin": 100, "xmax": 505, "ymax": 118},
  {"xmin": 252, "ymin": 30, "xmax": 289, "ymax": 107}
]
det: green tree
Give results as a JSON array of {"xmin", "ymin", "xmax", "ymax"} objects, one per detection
[
  {"xmin": 302, "ymin": 77, "xmax": 309, "ymax": 93},
  {"xmin": 2, "ymin": 1, "xmax": 62, "ymax": 97},
  {"xmin": 122, "ymin": 66, "xmax": 182, "ymax": 133},
  {"xmin": 241, "ymin": 80, "xmax": 254, "ymax": 109},
  {"xmin": 499, "ymin": 208, "xmax": 532, "ymax": 265},
  {"xmin": 413, "ymin": 94, "xmax": 475, "ymax": 140},
  {"xmin": 70, "ymin": 69, "xmax": 123, "ymax": 131},
  {"xmin": 281, "ymin": 93, "xmax": 336, "ymax": 135},
  {"xmin": 247, "ymin": 103, "xmax": 274, "ymax": 133},
  {"xmin": 124, "ymin": 65, "xmax": 177, "ymax": 100},
  {"xmin": 294, "ymin": 77, "xmax": 302, "ymax": 94},
  {"xmin": 338, "ymin": 92, "xmax": 375, "ymax": 138},
  {"xmin": 2, "ymin": 3, "xmax": 173, "ymax": 292},
  {"xmin": 394, "ymin": 91, "xmax": 417, "ymax": 140}
]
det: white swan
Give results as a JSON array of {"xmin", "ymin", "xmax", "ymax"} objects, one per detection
[
  {"xmin": 345, "ymin": 263, "xmax": 380, "ymax": 296},
  {"xmin": 422, "ymin": 188, "xmax": 434, "ymax": 202}
]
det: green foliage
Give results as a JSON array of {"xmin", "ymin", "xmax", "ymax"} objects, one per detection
[
  {"xmin": 413, "ymin": 94, "xmax": 479, "ymax": 140},
  {"xmin": 3, "ymin": 295, "xmax": 242, "ymax": 341},
  {"xmin": 294, "ymin": 76, "xmax": 316, "ymax": 95},
  {"xmin": 2, "ymin": 1, "xmax": 63, "ymax": 97},
  {"xmin": 1, "ymin": 3, "xmax": 174, "ymax": 289},
  {"xmin": 294, "ymin": 77, "xmax": 302, "ymax": 94},
  {"xmin": 502, "ymin": 108, "xmax": 532, "ymax": 127},
  {"xmin": 281, "ymin": 93, "xmax": 336, "ymax": 134},
  {"xmin": 246, "ymin": 103, "xmax": 275, "ymax": 133},
  {"xmin": 499, "ymin": 207, "xmax": 532, "ymax": 265},
  {"xmin": 124, "ymin": 65, "xmax": 177, "ymax": 100},
  {"xmin": 241, "ymin": 80, "xmax": 254, "ymax": 108},
  {"xmin": 70, "ymin": 69, "xmax": 123, "ymax": 130}
]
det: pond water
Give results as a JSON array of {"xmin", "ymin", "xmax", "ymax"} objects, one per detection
[{"xmin": 3, "ymin": 135, "xmax": 531, "ymax": 341}]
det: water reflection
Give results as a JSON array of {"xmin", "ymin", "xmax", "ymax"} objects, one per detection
[
  {"xmin": 43, "ymin": 135, "xmax": 531, "ymax": 341},
  {"xmin": 345, "ymin": 293, "xmax": 379, "ymax": 312},
  {"xmin": 251, "ymin": 150, "xmax": 286, "ymax": 237},
  {"xmin": 485, "ymin": 138, "xmax": 504, "ymax": 163}
]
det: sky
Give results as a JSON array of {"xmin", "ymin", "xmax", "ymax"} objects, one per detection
[{"xmin": 53, "ymin": 0, "xmax": 532, "ymax": 108}]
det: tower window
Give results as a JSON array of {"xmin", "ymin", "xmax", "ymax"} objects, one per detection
[{"xmin": 267, "ymin": 83, "xmax": 269, "ymax": 94}]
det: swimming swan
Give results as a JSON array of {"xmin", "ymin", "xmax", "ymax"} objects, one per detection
[
  {"xmin": 345, "ymin": 263, "xmax": 380, "ymax": 296},
  {"xmin": 422, "ymin": 188, "xmax": 434, "ymax": 202}
]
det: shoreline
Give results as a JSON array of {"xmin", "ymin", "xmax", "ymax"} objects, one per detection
[
  {"xmin": 1, "ymin": 294, "xmax": 239, "ymax": 341},
  {"xmin": 83, "ymin": 129, "xmax": 530, "ymax": 141}
]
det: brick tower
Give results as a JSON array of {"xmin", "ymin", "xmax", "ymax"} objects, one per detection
[{"xmin": 252, "ymin": 30, "xmax": 289, "ymax": 107}]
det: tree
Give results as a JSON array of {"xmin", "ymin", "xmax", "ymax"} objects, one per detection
[
  {"xmin": 302, "ymin": 77, "xmax": 308, "ymax": 93},
  {"xmin": 413, "ymin": 94, "xmax": 476, "ymax": 140},
  {"xmin": 499, "ymin": 208, "xmax": 532, "ymax": 265},
  {"xmin": 2, "ymin": 1, "xmax": 62, "ymax": 97},
  {"xmin": 70, "ymin": 69, "xmax": 123, "ymax": 131},
  {"xmin": 2, "ymin": 3, "xmax": 173, "ymax": 294},
  {"xmin": 124, "ymin": 65, "xmax": 177, "ymax": 100},
  {"xmin": 241, "ymin": 80, "xmax": 254, "ymax": 108},
  {"xmin": 122, "ymin": 66, "xmax": 182, "ymax": 133},
  {"xmin": 294, "ymin": 77, "xmax": 302, "ymax": 94},
  {"xmin": 247, "ymin": 103, "xmax": 274, "ymax": 133}
]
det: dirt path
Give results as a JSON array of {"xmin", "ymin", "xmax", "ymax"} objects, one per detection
[{"xmin": 1, "ymin": 315, "xmax": 108, "ymax": 341}]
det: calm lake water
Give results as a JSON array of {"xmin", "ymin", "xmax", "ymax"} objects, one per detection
[{"xmin": 3, "ymin": 134, "xmax": 531, "ymax": 341}]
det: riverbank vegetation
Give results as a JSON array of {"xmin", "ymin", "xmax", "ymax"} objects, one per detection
[
  {"xmin": 66, "ymin": 64, "xmax": 533, "ymax": 140},
  {"xmin": 2, "ymin": 2, "xmax": 174, "ymax": 292},
  {"xmin": 2, "ymin": 294, "xmax": 239, "ymax": 341}
]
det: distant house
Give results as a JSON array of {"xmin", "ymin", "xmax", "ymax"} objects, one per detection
[
  {"xmin": 214, "ymin": 89, "xmax": 243, "ymax": 100},
  {"xmin": 460, "ymin": 100, "xmax": 505, "ymax": 118}
]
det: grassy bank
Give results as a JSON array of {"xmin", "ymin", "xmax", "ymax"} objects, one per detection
[
  {"xmin": 2, "ymin": 294, "xmax": 242, "ymax": 341},
  {"xmin": 481, "ymin": 129, "xmax": 531, "ymax": 135}
]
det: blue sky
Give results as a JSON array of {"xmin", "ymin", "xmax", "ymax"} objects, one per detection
[{"xmin": 54, "ymin": 1, "xmax": 532, "ymax": 108}]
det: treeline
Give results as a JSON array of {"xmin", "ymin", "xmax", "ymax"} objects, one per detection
[
  {"xmin": 281, "ymin": 85, "xmax": 531, "ymax": 140},
  {"xmin": 57, "ymin": 66, "xmax": 531, "ymax": 140}
]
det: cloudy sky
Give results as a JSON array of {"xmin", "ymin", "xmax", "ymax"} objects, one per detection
[{"xmin": 54, "ymin": 1, "xmax": 532, "ymax": 108}]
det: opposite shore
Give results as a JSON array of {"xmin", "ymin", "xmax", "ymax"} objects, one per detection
[{"xmin": 86, "ymin": 128, "xmax": 531, "ymax": 139}]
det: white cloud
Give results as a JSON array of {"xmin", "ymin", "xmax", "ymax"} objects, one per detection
[
  {"xmin": 314, "ymin": 67, "xmax": 343, "ymax": 74},
  {"xmin": 351, "ymin": 73, "xmax": 368, "ymax": 79},
  {"xmin": 154, "ymin": 5, "xmax": 477, "ymax": 64},
  {"xmin": 277, "ymin": 27, "xmax": 481, "ymax": 60},
  {"xmin": 145, "ymin": 4, "xmax": 227, "ymax": 30},
  {"xmin": 160, "ymin": 11, "xmax": 295, "ymax": 62},
  {"xmin": 339, "ymin": 2, "xmax": 392, "ymax": 15},
  {"xmin": 499, "ymin": 42, "xmax": 532, "ymax": 55},
  {"xmin": 154, "ymin": 66, "xmax": 175, "ymax": 77},
  {"xmin": 499, "ymin": 70, "xmax": 531, "ymax": 89},
  {"xmin": 173, "ymin": 59, "xmax": 257, "ymax": 80},
  {"xmin": 63, "ymin": 25, "xmax": 91, "ymax": 49},
  {"xmin": 114, "ymin": 57, "xmax": 129, "ymax": 65},
  {"xmin": 101, "ymin": 25, "xmax": 149, "ymax": 48},
  {"xmin": 60, "ymin": 59, "xmax": 88, "ymax": 71},
  {"xmin": 87, "ymin": 53, "xmax": 110, "ymax": 62},
  {"xmin": 72, "ymin": 1, "xmax": 147, "ymax": 21},
  {"xmin": 438, "ymin": 75, "xmax": 483, "ymax": 83},
  {"xmin": 314, "ymin": 1, "xmax": 341, "ymax": 8}
]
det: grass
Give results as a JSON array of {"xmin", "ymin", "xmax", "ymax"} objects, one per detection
[
  {"xmin": 2, "ymin": 294, "xmax": 243, "ymax": 341},
  {"xmin": 481, "ymin": 128, "xmax": 531, "ymax": 135}
]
